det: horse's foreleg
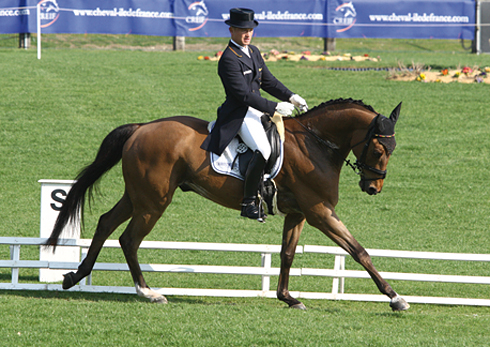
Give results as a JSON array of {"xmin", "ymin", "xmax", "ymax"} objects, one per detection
[
  {"xmin": 62, "ymin": 194, "xmax": 133, "ymax": 290},
  {"xmin": 277, "ymin": 213, "xmax": 306, "ymax": 309},
  {"xmin": 119, "ymin": 210, "xmax": 167, "ymax": 304},
  {"xmin": 309, "ymin": 208, "xmax": 410, "ymax": 311}
]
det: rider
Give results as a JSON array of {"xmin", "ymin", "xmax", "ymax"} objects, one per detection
[{"xmin": 201, "ymin": 8, "xmax": 308, "ymax": 221}]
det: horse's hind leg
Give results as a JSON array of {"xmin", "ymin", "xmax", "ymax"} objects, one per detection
[
  {"xmin": 63, "ymin": 192, "xmax": 133, "ymax": 289},
  {"xmin": 119, "ymin": 209, "xmax": 167, "ymax": 303}
]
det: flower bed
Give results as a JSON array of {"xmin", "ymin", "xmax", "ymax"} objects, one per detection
[
  {"xmin": 388, "ymin": 65, "xmax": 490, "ymax": 84},
  {"xmin": 198, "ymin": 50, "xmax": 379, "ymax": 62}
]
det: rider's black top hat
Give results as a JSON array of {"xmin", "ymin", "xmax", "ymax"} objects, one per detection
[{"xmin": 225, "ymin": 8, "xmax": 259, "ymax": 29}]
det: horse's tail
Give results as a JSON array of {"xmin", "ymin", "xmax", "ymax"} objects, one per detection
[{"xmin": 45, "ymin": 123, "xmax": 140, "ymax": 250}]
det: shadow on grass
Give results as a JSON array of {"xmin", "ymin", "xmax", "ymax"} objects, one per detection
[
  {"xmin": 1, "ymin": 289, "xmax": 344, "ymax": 313},
  {"xmin": 1, "ymin": 289, "xmax": 143, "ymax": 303},
  {"xmin": 2, "ymin": 289, "xmax": 412, "ymax": 316},
  {"xmin": 170, "ymin": 296, "xmax": 351, "ymax": 314},
  {"xmin": 0, "ymin": 273, "xmax": 38, "ymax": 282},
  {"xmin": 374, "ymin": 311, "xmax": 410, "ymax": 318},
  {"xmin": 2, "ymin": 289, "xmax": 270, "ymax": 306}
]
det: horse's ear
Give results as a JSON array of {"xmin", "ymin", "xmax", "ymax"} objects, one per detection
[{"xmin": 390, "ymin": 102, "xmax": 402, "ymax": 125}]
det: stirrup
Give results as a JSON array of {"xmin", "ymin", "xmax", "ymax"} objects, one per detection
[{"xmin": 241, "ymin": 199, "xmax": 267, "ymax": 222}]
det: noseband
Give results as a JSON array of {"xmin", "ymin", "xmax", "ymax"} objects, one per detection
[
  {"xmin": 292, "ymin": 114, "xmax": 393, "ymax": 182},
  {"xmin": 350, "ymin": 116, "xmax": 391, "ymax": 182}
]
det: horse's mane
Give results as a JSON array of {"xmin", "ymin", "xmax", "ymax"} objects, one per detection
[{"xmin": 297, "ymin": 98, "xmax": 377, "ymax": 118}]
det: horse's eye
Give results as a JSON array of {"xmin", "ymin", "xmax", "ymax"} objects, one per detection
[{"xmin": 373, "ymin": 150, "xmax": 383, "ymax": 158}]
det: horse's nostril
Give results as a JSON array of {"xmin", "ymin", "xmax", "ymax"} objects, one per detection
[{"xmin": 368, "ymin": 187, "xmax": 378, "ymax": 195}]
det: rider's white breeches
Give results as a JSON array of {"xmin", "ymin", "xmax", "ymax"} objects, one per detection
[{"xmin": 237, "ymin": 107, "xmax": 271, "ymax": 161}]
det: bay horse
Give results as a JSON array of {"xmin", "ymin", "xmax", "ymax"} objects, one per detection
[{"xmin": 45, "ymin": 98, "xmax": 409, "ymax": 311}]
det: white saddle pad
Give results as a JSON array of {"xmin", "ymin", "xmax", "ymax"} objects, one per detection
[{"xmin": 207, "ymin": 121, "xmax": 284, "ymax": 181}]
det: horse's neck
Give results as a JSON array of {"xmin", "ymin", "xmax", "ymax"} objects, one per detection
[{"xmin": 304, "ymin": 106, "xmax": 374, "ymax": 151}]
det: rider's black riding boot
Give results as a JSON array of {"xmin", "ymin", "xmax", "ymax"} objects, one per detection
[{"xmin": 241, "ymin": 150, "xmax": 267, "ymax": 221}]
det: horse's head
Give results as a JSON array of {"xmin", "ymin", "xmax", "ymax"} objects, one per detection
[{"xmin": 351, "ymin": 102, "xmax": 401, "ymax": 195}]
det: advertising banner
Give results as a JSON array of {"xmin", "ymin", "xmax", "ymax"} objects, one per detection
[
  {"xmin": 173, "ymin": 0, "xmax": 326, "ymax": 38},
  {"xmin": 0, "ymin": 2, "xmax": 31, "ymax": 33},
  {"xmin": 326, "ymin": 0, "xmax": 475, "ymax": 40},
  {"xmin": 0, "ymin": 1, "xmax": 476, "ymax": 42}
]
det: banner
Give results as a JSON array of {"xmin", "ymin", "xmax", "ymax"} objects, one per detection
[
  {"xmin": 326, "ymin": 0, "xmax": 475, "ymax": 40},
  {"xmin": 0, "ymin": 0, "xmax": 475, "ymax": 40},
  {"xmin": 173, "ymin": 0, "xmax": 326, "ymax": 38},
  {"xmin": 0, "ymin": 2, "xmax": 31, "ymax": 34}
]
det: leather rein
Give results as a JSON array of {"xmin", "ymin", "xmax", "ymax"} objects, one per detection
[{"xmin": 290, "ymin": 114, "xmax": 388, "ymax": 182}]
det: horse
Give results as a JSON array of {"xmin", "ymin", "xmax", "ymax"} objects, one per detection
[{"xmin": 45, "ymin": 98, "xmax": 409, "ymax": 311}]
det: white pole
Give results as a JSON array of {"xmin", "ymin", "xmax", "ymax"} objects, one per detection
[
  {"xmin": 476, "ymin": 0, "xmax": 481, "ymax": 55},
  {"xmin": 37, "ymin": 3, "xmax": 41, "ymax": 60}
]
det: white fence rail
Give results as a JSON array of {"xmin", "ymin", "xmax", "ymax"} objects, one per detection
[{"xmin": 1, "ymin": 237, "xmax": 490, "ymax": 306}]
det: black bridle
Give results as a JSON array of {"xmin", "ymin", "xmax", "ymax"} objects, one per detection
[
  {"xmin": 291, "ymin": 114, "xmax": 390, "ymax": 182},
  {"xmin": 349, "ymin": 117, "xmax": 388, "ymax": 182}
]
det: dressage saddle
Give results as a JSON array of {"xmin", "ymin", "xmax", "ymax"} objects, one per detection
[
  {"xmin": 236, "ymin": 115, "xmax": 281, "ymax": 177},
  {"xmin": 181, "ymin": 115, "xmax": 281, "ymax": 215}
]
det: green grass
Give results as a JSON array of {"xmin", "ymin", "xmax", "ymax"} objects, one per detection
[
  {"xmin": 2, "ymin": 292, "xmax": 490, "ymax": 347},
  {"xmin": 2, "ymin": 33, "xmax": 485, "ymax": 68},
  {"xmin": 1, "ymin": 36, "xmax": 490, "ymax": 346}
]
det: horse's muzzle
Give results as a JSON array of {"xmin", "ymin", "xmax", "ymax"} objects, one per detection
[
  {"xmin": 366, "ymin": 186, "xmax": 379, "ymax": 195},
  {"xmin": 359, "ymin": 180, "xmax": 380, "ymax": 195}
]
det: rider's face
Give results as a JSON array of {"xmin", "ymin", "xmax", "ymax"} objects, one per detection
[{"xmin": 229, "ymin": 27, "xmax": 254, "ymax": 47}]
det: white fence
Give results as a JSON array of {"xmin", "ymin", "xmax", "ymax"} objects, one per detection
[{"xmin": 1, "ymin": 237, "xmax": 490, "ymax": 306}]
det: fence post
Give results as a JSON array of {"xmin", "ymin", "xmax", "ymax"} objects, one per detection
[
  {"xmin": 324, "ymin": 37, "xmax": 336, "ymax": 52},
  {"xmin": 331, "ymin": 254, "xmax": 345, "ymax": 296},
  {"xmin": 261, "ymin": 253, "xmax": 272, "ymax": 293},
  {"xmin": 10, "ymin": 245, "xmax": 21, "ymax": 285},
  {"xmin": 18, "ymin": 33, "xmax": 31, "ymax": 49},
  {"xmin": 173, "ymin": 36, "xmax": 185, "ymax": 51},
  {"xmin": 477, "ymin": 0, "xmax": 490, "ymax": 53}
]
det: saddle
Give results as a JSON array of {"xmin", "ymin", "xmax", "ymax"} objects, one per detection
[
  {"xmin": 236, "ymin": 115, "xmax": 281, "ymax": 177},
  {"xmin": 206, "ymin": 115, "xmax": 284, "ymax": 215}
]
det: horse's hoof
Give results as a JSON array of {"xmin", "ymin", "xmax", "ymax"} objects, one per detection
[
  {"xmin": 62, "ymin": 272, "xmax": 77, "ymax": 290},
  {"xmin": 151, "ymin": 296, "xmax": 168, "ymax": 304},
  {"xmin": 290, "ymin": 302, "xmax": 307, "ymax": 310},
  {"xmin": 390, "ymin": 295, "xmax": 410, "ymax": 311}
]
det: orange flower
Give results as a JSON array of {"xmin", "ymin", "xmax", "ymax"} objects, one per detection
[{"xmin": 441, "ymin": 68, "xmax": 448, "ymax": 76}]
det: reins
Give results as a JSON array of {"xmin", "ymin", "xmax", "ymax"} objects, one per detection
[
  {"xmin": 288, "ymin": 113, "xmax": 388, "ymax": 181},
  {"xmin": 289, "ymin": 115, "xmax": 358, "ymax": 173}
]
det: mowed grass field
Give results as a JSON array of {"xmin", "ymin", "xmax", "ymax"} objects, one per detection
[{"xmin": 1, "ymin": 35, "xmax": 490, "ymax": 346}]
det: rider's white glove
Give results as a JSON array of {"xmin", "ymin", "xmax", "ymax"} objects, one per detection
[
  {"xmin": 275, "ymin": 102, "xmax": 295, "ymax": 117},
  {"xmin": 289, "ymin": 94, "xmax": 308, "ymax": 112}
]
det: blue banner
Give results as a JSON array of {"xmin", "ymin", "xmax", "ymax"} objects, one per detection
[
  {"xmin": 171, "ymin": 0, "xmax": 326, "ymax": 38},
  {"xmin": 0, "ymin": 1, "xmax": 31, "ymax": 34},
  {"xmin": 326, "ymin": 0, "xmax": 475, "ymax": 40},
  {"xmin": 0, "ymin": 0, "xmax": 475, "ymax": 40}
]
